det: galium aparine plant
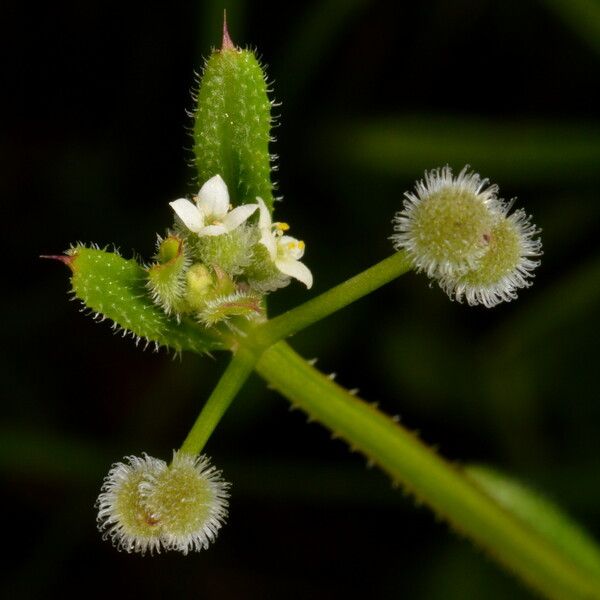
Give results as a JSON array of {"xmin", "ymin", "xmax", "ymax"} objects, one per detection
[
  {"xmin": 43, "ymin": 19, "xmax": 600, "ymax": 600},
  {"xmin": 56, "ymin": 24, "xmax": 542, "ymax": 553}
]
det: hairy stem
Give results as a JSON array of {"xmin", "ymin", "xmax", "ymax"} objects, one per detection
[
  {"xmin": 179, "ymin": 348, "xmax": 257, "ymax": 455},
  {"xmin": 253, "ymin": 341, "xmax": 600, "ymax": 600}
]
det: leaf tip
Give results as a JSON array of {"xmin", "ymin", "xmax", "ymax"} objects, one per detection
[
  {"xmin": 40, "ymin": 254, "xmax": 75, "ymax": 271},
  {"xmin": 221, "ymin": 10, "xmax": 235, "ymax": 51}
]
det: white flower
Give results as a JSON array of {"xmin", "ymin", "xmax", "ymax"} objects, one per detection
[
  {"xmin": 256, "ymin": 197, "xmax": 313, "ymax": 289},
  {"xmin": 170, "ymin": 174, "xmax": 258, "ymax": 237}
]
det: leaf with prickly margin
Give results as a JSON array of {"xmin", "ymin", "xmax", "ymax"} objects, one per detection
[
  {"xmin": 65, "ymin": 246, "xmax": 224, "ymax": 353},
  {"xmin": 466, "ymin": 464, "xmax": 600, "ymax": 581},
  {"xmin": 193, "ymin": 40, "xmax": 275, "ymax": 211}
]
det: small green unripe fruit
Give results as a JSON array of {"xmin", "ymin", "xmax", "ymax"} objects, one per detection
[
  {"xmin": 439, "ymin": 208, "xmax": 542, "ymax": 307},
  {"xmin": 392, "ymin": 166, "xmax": 502, "ymax": 277}
]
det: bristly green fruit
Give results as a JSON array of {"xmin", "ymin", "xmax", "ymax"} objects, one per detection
[
  {"xmin": 66, "ymin": 246, "xmax": 223, "ymax": 354},
  {"xmin": 193, "ymin": 31, "xmax": 275, "ymax": 211}
]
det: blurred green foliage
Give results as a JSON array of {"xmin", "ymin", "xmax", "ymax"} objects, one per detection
[{"xmin": 3, "ymin": 0, "xmax": 599, "ymax": 597}]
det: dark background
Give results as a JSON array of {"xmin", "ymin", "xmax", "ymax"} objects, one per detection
[{"xmin": 3, "ymin": 0, "xmax": 600, "ymax": 598}]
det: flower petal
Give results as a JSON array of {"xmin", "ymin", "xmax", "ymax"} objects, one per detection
[
  {"xmin": 198, "ymin": 224, "xmax": 229, "ymax": 236},
  {"xmin": 169, "ymin": 198, "xmax": 204, "ymax": 233},
  {"xmin": 256, "ymin": 197, "xmax": 272, "ymax": 230},
  {"xmin": 275, "ymin": 258, "xmax": 313, "ymax": 289},
  {"xmin": 222, "ymin": 204, "xmax": 258, "ymax": 232},
  {"xmin": 278, "ymin": 235, "xmax": 305, "ymax": 260},
  {"xmin": 259, "ymin": 231, "xmax": 277, "ymax": 260},
  {"xmin": 197, "ymin": 175, "xmax": 229, "ymax": 219}
]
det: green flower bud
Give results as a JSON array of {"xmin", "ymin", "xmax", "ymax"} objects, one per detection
[
  {"xmin": 147, "ymin": 235, "xmax": 190, "ymax": 317},
  {"xmin": 184, "ymin": 263, "xmax": 214, "ymax": 311}
]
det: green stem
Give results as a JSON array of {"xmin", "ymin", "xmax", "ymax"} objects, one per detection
[
  {"xmin": 179, "ymin": 252, "xmax": 411, "ymax": 453},
  {"xmin": 176, "ymin": 251, "xmax": 599, "ymax": 598},
  {"xmin": 254, "ymin": 341, "xmax": 600, "ymax": 600},
  {"xmin": 179, "ymin": 348, "xmax": 257, "ymax": 455},
  {"xmin": 251, "ymin": 251, "xmax": 412, "ymax": 348}
]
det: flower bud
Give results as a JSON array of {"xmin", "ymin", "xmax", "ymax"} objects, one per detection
[
  {"xmin": 147, "ymin": 235, "xmax": 189, "ymax": 317},
  {"xmin": 184, "ymin": 263, "xmax": 214, "ymax": 311}
]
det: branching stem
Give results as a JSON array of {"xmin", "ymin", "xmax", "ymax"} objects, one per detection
[{"xmin": 178, "ymin": 252, "xmax": 600, "ymax": 599}]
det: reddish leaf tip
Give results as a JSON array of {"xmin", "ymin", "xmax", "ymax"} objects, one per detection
[
  {"xmin": 221, "ymin": 10, "xmax": 235, "ymax": 50},
  {"xmin": 40, "ymin": 254, "xmax": 75, "ymax": 270}
]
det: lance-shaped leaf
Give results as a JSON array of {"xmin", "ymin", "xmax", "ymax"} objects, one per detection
[
  {"xmin": 193, "ymin": 25, "xmax": 275, "ymax": 211},
  {"xmin": 64, "ymin": 246, "xmax": 224, "ymax": 353}
]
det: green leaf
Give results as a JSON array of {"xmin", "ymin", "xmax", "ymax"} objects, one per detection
[
  {"xmin": 66, "ymin": 246, "xmax": 224, "ymax": 354},
  {"xmin": 466, "ymin": 465, "xmax": 600, "ymax": 581},
  {"xmin": 194, "ymin": 45, "xmax": 275, "ymax": 210}
]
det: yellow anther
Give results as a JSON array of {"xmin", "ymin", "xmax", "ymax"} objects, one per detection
[
  {"xmin": 298, "ymin": 241, "xmax": 305, "ymax": 250},
  {"xmin": 275, "ymin": 222, "xmax": 290, "ymax": 231}
]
